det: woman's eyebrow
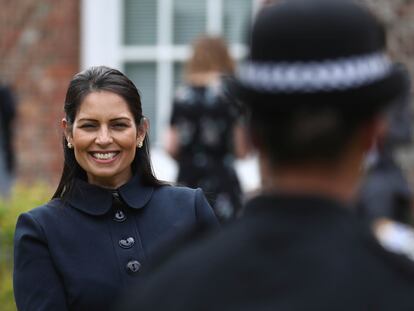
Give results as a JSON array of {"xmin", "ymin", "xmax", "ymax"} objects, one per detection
[
  {"xmin": 77, "ymin": 118, "xmax": 97, "ymax": 122},
  {"xmin": 76, "ymin": 117, "xmax": 132, "ymax": 122},
  {"xmin": 110, "ymin": 117, "xmax": 132, "ymax": 122}
]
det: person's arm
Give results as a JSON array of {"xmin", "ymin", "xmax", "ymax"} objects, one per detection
[
  {"xmin": 164, "ymin": 126, "xmax": 180, "ymax": 161},
  {"xmin": 165, "ymin": 92, "xmax": 183, "ymax": 161},
  {"xmin": 14, "ymin": 212, "xmax": 69, "ymax": 311},
  {"xmin": 233, "ymin": 123, "xmax": 252, "ymax": 159},
  {"xmin": 222, "ymin": 77, "xmax": 252, "ymax": 160},
  {"xmin": 194, "ymin": 188, "xmax": 220, "ymax": 228}
]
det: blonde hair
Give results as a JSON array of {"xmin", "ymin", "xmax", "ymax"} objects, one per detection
[{"xmin": 185, "ymin": 35, "xmax": 236, "ymax": 79}]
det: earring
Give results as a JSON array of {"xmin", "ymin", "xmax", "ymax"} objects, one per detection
[
  {"xmin": 137, "ymin": 140, "xmax": 143, "ymax": 148},
  {"xmin": 67, "ymin": 142, "xmax": 73, "ymax": 149}
]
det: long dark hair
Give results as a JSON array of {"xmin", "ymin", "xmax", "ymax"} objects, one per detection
[{"xmin": 52, "ymin": 66, "xmax": 165, "ymax": 199}]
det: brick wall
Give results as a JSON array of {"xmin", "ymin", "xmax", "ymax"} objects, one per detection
[{"xmin": 0, "ymin": 0, "xmax": 80, "ymax": 185}]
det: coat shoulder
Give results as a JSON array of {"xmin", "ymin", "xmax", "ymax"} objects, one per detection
[
  {"xmin": 149, "ymin": 185, "xmax": 218, "ymax": 231},
  {"xmin": 151, "ymin": 185, "xmax": 205, "ymax": 208},
  {"xmin": 154, "ymin": 184, "xmax": 200, "ymax": 197},
  {"xmin": 21, "ymin": 198, "xmax": 66, "ymax": 224}
]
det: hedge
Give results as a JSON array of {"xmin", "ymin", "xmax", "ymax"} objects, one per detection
[{"xmin": 0, "ymin": 184, "xmax": 51, "ymax": 311}]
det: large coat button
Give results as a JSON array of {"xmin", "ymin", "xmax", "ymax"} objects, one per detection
[
  {"xmin": 126, "ymin": 260, "xmax": 141, "ymax": 274},
  {"xmin": 113, "ymin": 210, "xmax": 126, "ymax": 222},
  {"xmin": 119, "ymin": 237, "xmax": 135, "ymax": 249}
]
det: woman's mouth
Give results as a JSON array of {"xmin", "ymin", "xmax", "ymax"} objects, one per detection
[{"xmin": 90, "ymin": 152, "xmax": 119, "ymax": 162}]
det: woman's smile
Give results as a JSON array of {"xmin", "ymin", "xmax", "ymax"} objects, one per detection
[{"xmin": 89, "ymin": 151, "xmax": 120, "ymax": 162}]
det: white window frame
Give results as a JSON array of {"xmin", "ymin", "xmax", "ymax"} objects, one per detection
[{"xmin": 81, "ymin": 0, "xmax": 261, "ymax": 145}]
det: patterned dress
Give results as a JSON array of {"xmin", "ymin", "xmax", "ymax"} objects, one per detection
[{"xmin": 170, "ymin": 79, "xmax": 242, "ymax": 221}]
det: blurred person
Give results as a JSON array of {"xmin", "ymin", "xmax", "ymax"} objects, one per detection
[
  {"xmin": 0, "ymin": 84, "xmax": 16, "ymax": 198},
  {"xmin": 13, "ymin": 66, "xmax": 218, "ymax": 311},
  {"xmin": 165, "ymin": 35, "xmax": 250, "ymax": 222},
  {"xmin": 119, "ymin": 1, "xmax": 414, "ymax": 310},
  {"xmin": 357, "ymin": 72, "xmax": 413, "ymax": 224}
]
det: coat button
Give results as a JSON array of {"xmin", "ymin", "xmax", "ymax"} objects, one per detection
[
  {"xmin": 113, "ymin": 210, "xmax": 126, "ymax": 222},
  {"xmin": 119, "ymin": 237, "xmax": 135, "ymax": 249},
  {"xmin": 126, "ymin": 260, "xmax": 141, "ymax": 274}
]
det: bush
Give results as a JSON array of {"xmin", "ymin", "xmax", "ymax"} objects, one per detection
[{"xmin": 0, "ymin": 183, "xmax": 52, "ymax": 311}]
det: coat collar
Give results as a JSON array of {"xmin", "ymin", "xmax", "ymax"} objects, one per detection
[{"xmin": 67, "ymin": 174, "xmax": 154, "ymax": 216}]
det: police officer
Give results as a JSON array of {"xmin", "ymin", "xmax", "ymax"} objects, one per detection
[{"xmin": 120, "ymin": 1, "xmax": 414, "ymax": 310}]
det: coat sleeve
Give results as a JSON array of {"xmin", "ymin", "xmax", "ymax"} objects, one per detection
[
  {"xmin": 194, "ymin": 188, "xmax": 220, "ymax": 228},
  {"xmin": 14, "ymin": 212, "xmax": 69, "ymax": 311}
]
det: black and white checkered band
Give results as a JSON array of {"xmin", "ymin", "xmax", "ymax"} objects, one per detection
[{"xmin": 238, "ymin": 52, "xmax": 392, "ymax": 93}]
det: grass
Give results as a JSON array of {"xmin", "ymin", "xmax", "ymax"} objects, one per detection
[{"xmin": 0, "ymin": 183, "xmax": 52, "ymax": 311}]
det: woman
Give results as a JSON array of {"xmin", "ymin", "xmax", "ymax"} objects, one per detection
[
  {"xmin": 165, "ymin": 36, "xmax": 250, "ymax": 222},
  {"xmin": 13, "ymin": 66, "xmax": 218, "ymax": 310}
]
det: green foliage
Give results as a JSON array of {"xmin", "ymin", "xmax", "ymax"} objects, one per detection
[{"xmin": 0, "ymin": 183, "xmax": 51, "ymax": 311}]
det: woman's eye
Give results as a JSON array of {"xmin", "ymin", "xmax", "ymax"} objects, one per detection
[
  {"xmin": 79, "ymin": 124, "xmax": 96, "ymax": 129},
  {"xmin": 113, "ymin": 123, "xmax": 128, "ymax": 129}
]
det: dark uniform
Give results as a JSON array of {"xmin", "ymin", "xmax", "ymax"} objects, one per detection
[{"xmin": 124, "ymin": 195, "xmax": 414, "ymax": 310}]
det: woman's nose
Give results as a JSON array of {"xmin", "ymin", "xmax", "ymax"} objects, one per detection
[{"xmin": 95, "ymin": 127, "xmax": 113, "ymax": 145}]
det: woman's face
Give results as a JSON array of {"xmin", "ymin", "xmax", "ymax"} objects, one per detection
[{"xmin": 63, "ymin": 91, "xmax": 147, "ymax": 189}]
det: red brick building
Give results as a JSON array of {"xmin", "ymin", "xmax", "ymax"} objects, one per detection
[{"xmin": 0, "ymin": 0, "xmax": 80, "ymax": 184}]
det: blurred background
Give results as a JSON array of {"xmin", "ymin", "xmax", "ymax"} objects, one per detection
[
  {"xmin": 1, "ymin": 0, "xmax": 414, "ymax": 191},
  {"xmin": 0, "ymin": 0, "xmax": 263, "ymax": 193},
  {"xmin": 1, "ymin": 0, "xmax": 414, "ymax": 309}
]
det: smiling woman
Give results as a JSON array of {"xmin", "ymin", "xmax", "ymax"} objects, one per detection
[{"xmin": 13, "ymin": 66, "xmax": 218, "ymax": 311}]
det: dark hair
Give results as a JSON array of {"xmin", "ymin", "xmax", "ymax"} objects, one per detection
[
  {"xmin": 246, "ymin": 98, "xmax": 389, "ymax": 167},
  {"xmin": 52, "ymin": 66, "xmax": 165, "ymax": 199}
]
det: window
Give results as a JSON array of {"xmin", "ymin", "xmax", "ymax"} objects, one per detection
[
  {"xmin": 223, "ymin": 0, "xmax": 253, "ymax": 44},
  {"xmin": 173, "ymin": 0, "xmax": 206, "ymax": 44},
  {"xmin": 124, "ymin": 0, "xmax": 157, "ymax": 45},
  {"xmin": 173, "ymin": 62, "xmax": 185, "ymax": 91},
  {"xmin": 81, "ymin": 0, "xmax": 259, "ymax": 145},
  {"xmin": 124, "ymin": 62, "xmax": 157, "ymax": 141}
]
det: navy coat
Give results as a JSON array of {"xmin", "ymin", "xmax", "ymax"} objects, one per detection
[{"xmin": 13, "ymin": 175, "xmax": 218, "ymax": 311}]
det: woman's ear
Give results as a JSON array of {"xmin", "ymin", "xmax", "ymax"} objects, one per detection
[
  {"xmin": 137, "ymin": 117, "xmax": 149, "ymax": 141},
  {"xmin": 61, "ymin": 118, "xmax": 72, "ymax": 143}
]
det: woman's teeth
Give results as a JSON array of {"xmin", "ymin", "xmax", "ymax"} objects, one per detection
[{"xmin": 92, "ymin": 152, "xmax": 117, "ymax": 160}]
